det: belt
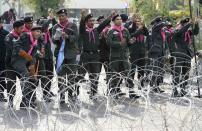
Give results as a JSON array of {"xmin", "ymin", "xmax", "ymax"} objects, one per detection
[{"xmin": 83, "ymin": 50, "xmax": 100, "ymax": 54}]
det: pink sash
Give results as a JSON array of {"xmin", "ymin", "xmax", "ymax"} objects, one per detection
[
  {"xmin": 28, "ymin": 32, "xmax": 37, "ymax": 55},
  {"xmin": 112, "ymin": 25, "xmax": 124, "ymax": 41}
]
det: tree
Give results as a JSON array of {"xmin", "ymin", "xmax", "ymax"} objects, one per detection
[
  {"xmin": 131, "ymin": 0, "xmax": 191, "ymax": 24},
  {"xmin": 21, "ymin": 0, "xmax": 60, "ymax": 17},
  {"xmin": 131, "ymin": 0, "xmax": 168, "ymax": 24}
]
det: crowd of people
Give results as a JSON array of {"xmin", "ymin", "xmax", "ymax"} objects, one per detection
[{"xmin": 0, "ymin": 8, "xmax": 200, "ymax": 109}]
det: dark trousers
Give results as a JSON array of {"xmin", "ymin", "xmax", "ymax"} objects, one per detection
[
  {"xmin": 57, "ymin": 58, "xmax": 77, "ymax": 102},
  {"xmin": 149, "ymin": 53, "xmax": 165, "ymax": 87},
  {"xmin": 81, "ymin": 52, "xmax": 101, "ymax": 95},
  {"xmin": 75, "ymin": 60, "xmax": 86, "ymax": 83},
  {"xmin": 130, "ymin": 54, "xmax": 145, "ymax": 86},
  {"xmin": 74, "ymin": 60, "xmax": 86, "ymax": 96},
  {"xmin": 0, "ymin": 61, "xmax": 6, "ymax": 100},
  {"xmin": 37, "ymin": 59, "xmax": 54, "ymax": 100},
  {"xmin": 109, "ymin": 59, "xmax": 133, "ymax": 91},
  {"xmin": 173, "ymin": 57, "xmax": 191, "ymax": 90},
  {"xmin": 169, "ymin": 56, "xmax": 175, "ymax": 76},
  {"xmin": 13, "ymin": 60, "xmax": 37, "ymax": 106},
  {"xmin": 6, "ymin": 68, "xmax": 18, "ymax": 104}
]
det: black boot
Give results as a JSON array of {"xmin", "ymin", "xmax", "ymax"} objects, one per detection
[
  {"xmin": 151, "ymin": 87, "xmax": 165, "ymax": 93},
  {"xmin": 20, "ymin": 102, "xmax": 28, "ymax": 108},
  {"xmin": 0, "ymin": 93, "xmax": 7, "ymax": 102},
  {"xmin": 129, "ymin": 90, "xmax": 140, "ymax": 99},
  {"xmin": 88, "ymin": 84, "xmax": 98, "ymax": 100},
  {"xmin": 89, "ymin": 91, "xmax": 98, "ymax": 100},
  {"xmin": 60, "ymin": 93, "xmax": 65, "ymax": 104},
  {"xmin": 116, "ymin": 88, "xmax": 126, "ymax": 97},
  {"xmin": 8, "ymin": 96, "xmax": 14, "ymax": 108},
  {"xmin": 171, "ymin": 88, "xmax": 179, "ymax": 97},
  {"xmin": 20, "ymin": 101, "xmax": 36, "ymax": 109},
  {"xmin": 180, "ymin": 89, "xmax": 187, "ymax": 97},
  {"xmin": 59, "ymin": 101, "xmax": 71, "ymax": 110},
  {"xmin": 50, "ymin": 92, "xmax": 56, "ymax": 97},
  {"xmin": 108, "ymin": 88, "xmax": 119, "ymax": 99},
  {"xmin": 44, "ymin": 96, "xmax": 53, "ymax": 103},
  {"xmin": 75, "ymin": 85, "xmax": 80, "ymax": 96}
]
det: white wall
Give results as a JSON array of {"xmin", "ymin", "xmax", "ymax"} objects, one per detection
[{"xmin": 0, "ymin": 1, "xmax": 10, "ymax": 15}]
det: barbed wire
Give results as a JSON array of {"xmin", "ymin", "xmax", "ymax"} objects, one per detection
[{"xmin": 0, "ymin": 54, "xmax": 202, "ymax": 130}]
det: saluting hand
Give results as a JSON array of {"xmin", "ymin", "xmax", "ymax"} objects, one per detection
[
  {"xmin": 81, "ymin": 10, "xmax": 87, "ymax": 17},
  {"xmin": 189, "ymin": 18, "xmax": 193, "ymax": 24},
  {"xmin": 108, "ymin": 11, "xmax": 117, "ymax": 19},
  {"xmin": 193, "ymin": 17, "xmax": 200, "ymax": 24}
]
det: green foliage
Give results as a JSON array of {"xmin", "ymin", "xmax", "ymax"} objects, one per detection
[
  {"xmin": 132, "ymin": 0, "xmax": 159, "ymax": 24},
  {"xmin": 22, "ymin": 0, "xmax": 59, "ymax": 16},
  {"xmin": 131, "ymin": 0, "xmax": 191, "ymax": 24}
]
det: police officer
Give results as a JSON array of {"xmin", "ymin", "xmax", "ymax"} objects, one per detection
[
  {"xmin": 163, "ymin": 17, "xmax": 175, "ymax": 81},
  {"xmin": 5, "ymin": 20, "xmax": 24, "ymax": 107},
  {"xmin": 0, "ymin": 17, "xmax": 9, "ymax": 102},
  {"xmin": 12, "ymin": 26, "xmax": 42, "ymax": 108},
  {"xmin": 52, "ymin": 9, "xmax": 78, "ymax": 108},
  {"xmin": 172, "ymin": 17, "xmax": 199, "ymax": 97},
  {"xmin": 126, "ymin": 13, "xmax": 149, "ymax": 89},
  {"xmin": 147, "ymin": 16, "xmax": 170, "ymax": 93},
  {"xmin": 79, "ymin": 13, "xmax": 111, "ymax": 100},
  {"xmin": 120, "ymin": 14, "xmax": 129, "ymax": 26},
  {"xmin": 38, "ymin": 19, "xmax": 54, "ymax": 102},
  {"xmin": 96, "ymin": 15, "xmax": 110, "ymax": 83},
  {"xmin": 107, "ymin": 14, "xmax": 139, "ymax": 99},
  {"xmin": 23, "ymin": 16, "xmax": 34, "ymax": 33}
]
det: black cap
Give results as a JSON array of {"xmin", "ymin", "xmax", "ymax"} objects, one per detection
[
  {"xmin": 163, "ymin": 17, "xmax": 172, "ymax": 27},
  {"xmin": 9, "ymin": 8, "xmax": 15, "ymax": 13},
  {"xmin": 13, "ymin": 20, "xmax": 24, "ymax": 28},
  {"xmin": 84, "ymin": 14, "xmax": 93, "ymax": 22},
  {"xmin": 180, "ymin": 17, "xmax": 190, "ymax": 24},
  {"xmin": 24, "ymin": 16, "xmax": 34, "ymax": 23},
  {"xmin": 97, "ymin": 15, "xmax": 105, "ymax": 22},
  {"xmin": 120, "ymin": 14, "xmax": 128, "ymax": 22},
  {"xmin": 31, "ymin": 26, "xmax": 42, "ymax": 31},
  {"xmin": 165, "ymin": 21, "xmax": 172, "ymax": 27},
  {"xmin": 164, "ymin": 17, "xmax": 172, "ymax": 22},
  {"xmin": 112, "ymin": 14, "xmax": 121, "ymax": 21},
  {"xmin": 38, "ymin": 19, "xmax": 51, "ymax": 31},
  {"xmin": 151, "ymin": 16, "xmax": 163, "ymax": 25},
  {"xmin": 56, "ymin": 9, "xmax": 67, "ymax": 15}
]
